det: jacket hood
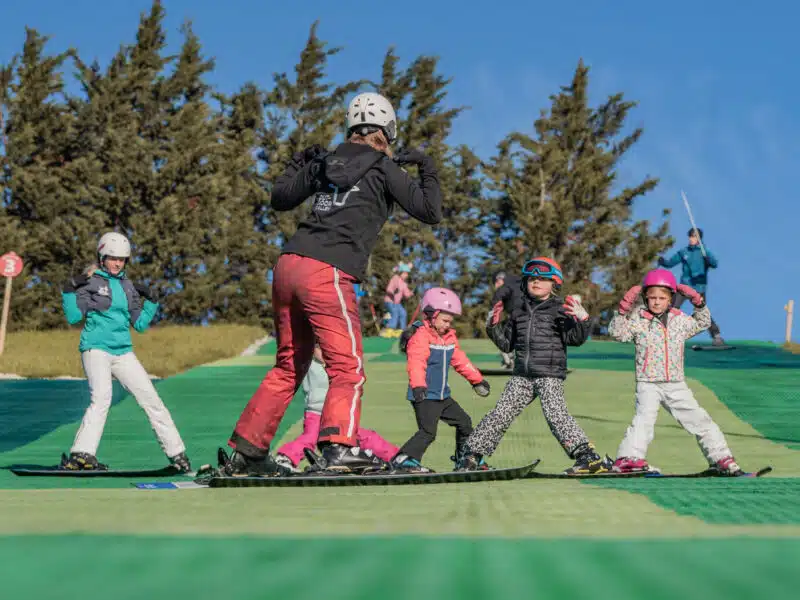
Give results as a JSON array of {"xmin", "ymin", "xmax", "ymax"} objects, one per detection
[{"xmin": 323, "ymin": 142, "xmax": 387, "ymax": 189}]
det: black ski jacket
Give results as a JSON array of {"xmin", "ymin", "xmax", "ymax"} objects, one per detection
[
  {"xmin": 486, "ymin": 295, "xmax": 590, "ymax": 379},
  {"xmin": 273, "ymin": 143, "xmax": 442, "ymax": 280}
]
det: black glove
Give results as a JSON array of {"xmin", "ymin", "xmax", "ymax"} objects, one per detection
[
  {"xmin": 290, "ymin": 144, "xmax": 327, "ymax": 167},
  {"xmin": 412, "ymin": 387, "xmax": 427, "ymax": 403},
  {"xmin": 703, "ymin": 256, "xmax": 713, "ymax": 267},
  {"xmin": 472, "ymin": 380, "xmax": 491, "ymax": 397},
  {"xmin": 393, "ymin": 148, "xmax": 433, "ymax": 168},
  {"xmin": 63, "ymin": 274, "xmax": 90, "ymax": 293},
  {"xmin": 303, "ymin": 144, "xmax": 327, "ymax": 162},
  {"xmin": 134, "ymin": 282, "xmax": 155, "ymax": 302}
]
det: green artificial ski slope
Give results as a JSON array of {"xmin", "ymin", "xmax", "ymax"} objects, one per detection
[{"xmin": 0, "ymin": 338, "xmax": 798, "ymax": 599}]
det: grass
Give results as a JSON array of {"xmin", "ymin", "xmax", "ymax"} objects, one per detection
[{"xmin": 0, "ymin": 324, "xmax": 268, "ymax": 378}]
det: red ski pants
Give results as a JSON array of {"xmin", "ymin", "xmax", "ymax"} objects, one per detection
[{"xmin": 229, "ymin": 254, "xmax": 365, "ymax": 455}]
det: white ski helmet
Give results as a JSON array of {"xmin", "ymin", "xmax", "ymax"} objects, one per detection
[
  {"xmin": 97, "ymin": 232, "xmax": 131, "ymax": 259},
  {"xmin": 346, "ymin": 92, "xmax": 397, "ymax": 142}
]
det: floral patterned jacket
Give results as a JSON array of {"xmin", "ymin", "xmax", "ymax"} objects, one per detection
[{"xmin": 608, "ymin": 305, "xmax": 711, "ymax": 382}]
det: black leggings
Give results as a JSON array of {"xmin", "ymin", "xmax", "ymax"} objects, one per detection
[{"xmin": 399, "ymin": 398, "xmax": 473, "ymax": 461}]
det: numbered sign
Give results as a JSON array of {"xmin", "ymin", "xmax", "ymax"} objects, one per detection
[{"xmin": 1, "ymin": 252, "xmax": 23, "ymax": 279}]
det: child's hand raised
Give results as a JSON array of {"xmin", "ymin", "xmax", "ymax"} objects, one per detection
[
  {"xmin": 676, "ymin": 284, "xmax": 705, "ymax": 307},
  {"xmin": 563, "ymin": 295, "xmax": 589, "ymax": 322},
  {"xmin": 618, "ymin": 286, "xmax": 642, "ymax": 315}
]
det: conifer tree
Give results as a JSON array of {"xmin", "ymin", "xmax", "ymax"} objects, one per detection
[
  {"xmin": 257, "ymin": 21, "xmax": 363, "ymax": 265},
  {"xmin": 0, "ymin": 28, "xmax": 91, "ymax": 330},
  {"xmin": 482, "ymin": 60, "xmax": 672, "ymax": 325}
]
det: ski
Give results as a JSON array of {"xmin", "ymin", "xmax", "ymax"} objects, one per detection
[
  {"xmin": 204, "ymin": 459, "xmax": 541, "ymax": 488},
  {"xmin": 526, "ymin": 470, "xmax": 652, "ymax": 479},
  {"xmin": 691, "ymin": 344, "xmax": 736, "ymax": 351},
  {"xmin": 525, "ymin": 466, "xmax": 772, "ymax": 480},
  {"xmin": 10, "ymin": 463, "xmax": 182, "ymax": 478},
  {"xmin": 644, "ymin": 466, "xmax": 772, "ymax": 479}
]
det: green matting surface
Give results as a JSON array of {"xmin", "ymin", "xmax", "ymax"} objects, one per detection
[
  {"xmin": 1, "ymin": 337, "xmax": 798, "ymax": 597},
  {"xmin": 2, "ymin": 536, "xmax": 798, "ymax": 600}
]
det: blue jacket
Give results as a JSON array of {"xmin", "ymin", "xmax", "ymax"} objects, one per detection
[
  {"xmin": 659, "ymin": 245, "xmax": 718, "ymax": 293},
  {"xmin": 62, "ymin": 270, "xmax": 159, "ymax": 355}
]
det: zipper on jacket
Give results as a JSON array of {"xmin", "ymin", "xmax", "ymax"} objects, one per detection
[
  {"xmin": 440, "ymin": 345, "xmax": 447, "ymax": 400},
  {"xmin": 524, "ymin": 308, "xmax": 533, "ymax": 374},
  {"xmin": 663, "ymin": 316, "xmax": 670, "ymax": 382}
]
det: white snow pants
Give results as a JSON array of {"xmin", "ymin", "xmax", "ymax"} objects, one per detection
[
  {"xmin": 616, "ymin": 381, "xmax": 732, "ymax": 464},
  {"xmin": 71, "ymin": 349, "xmax": 186, "ymax": 458}
]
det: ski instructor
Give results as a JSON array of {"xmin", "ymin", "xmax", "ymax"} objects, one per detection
[{"xmin": 225, "ymin": 92, "xmax": 443, "ymax": 475}]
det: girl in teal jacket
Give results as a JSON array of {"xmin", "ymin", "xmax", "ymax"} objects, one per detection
[{"xmin": 60, "ymin": 232, "xmax": 190, "ymax": 472}]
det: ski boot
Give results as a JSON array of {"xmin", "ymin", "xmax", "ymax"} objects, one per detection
[
  {"xmin": 711, "ymin": 456, "xmax": 744, "ymax": 476},
  {"xmin": 453, "ymin": 448, "xmax": 491, "ymax": 472},
  {"xmin": 169, "ymin": 452, "xmax": 192, "ymax": 474},
  {"xmin": 390, "ymin": 453, "xmax": 434, "ymax": 473},
  {"xmin": 712, "ymin": 335, "xmax": 727, "ymax": 347},
  {"xmin": 275, "ymin": 453, "xmax": 302, "ymax": 474},
  {"xmin": 318, "ymin": 443, "xmax": 389, "ymax": 474},
  {"xmin": 612, "ymin": 456, "xmax": 658, "ymax": 474},
  {"xmin": 220, "ymin": 448, "xmax": 290, "ymax": 477},
  {"xmin": 60, "ymin": 452, "xmax": 108, "ymax": 471},
  {"xmin": 563, "ymin": 443, "xmax": 612, "ymax": 475}
]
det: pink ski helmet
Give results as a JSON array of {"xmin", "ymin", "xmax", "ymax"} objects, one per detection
[
  {"xmin": 642, "ymin": 269, "xmax": 677, "ymax": 293},
  {"xmin": 421, "ymin": 287, "xmax": 462, "ymax": 316}
]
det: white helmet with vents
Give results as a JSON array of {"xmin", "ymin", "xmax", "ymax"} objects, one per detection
[
  {"xmin": 346, "ymin": 92, "xmax": 397, "ymax": 142},
  {"xmin": 97, "ymin": 232, "xmax": 131, "ymax": 259}
]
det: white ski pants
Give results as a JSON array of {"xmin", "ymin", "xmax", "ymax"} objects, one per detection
[
  {"xmin": 616, "ymin": 381, "xmax": 732, "ymax": 464},
  {"xmin": 71, "ymin": 349, "xmax": 185, "ymax": 458}
]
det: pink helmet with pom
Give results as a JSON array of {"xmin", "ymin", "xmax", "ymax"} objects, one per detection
[
  {"xmin": 421, "ymin": 287, "xmax": 462, "ymax": 316},
  {"xmin": 642, "ymin": 269, "xmax": 677, "ymax": 293}
]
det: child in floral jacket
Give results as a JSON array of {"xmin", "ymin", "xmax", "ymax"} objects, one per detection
[{"xmin": 608, "ymin": 268, "xmax": 743, "ymax": 475}]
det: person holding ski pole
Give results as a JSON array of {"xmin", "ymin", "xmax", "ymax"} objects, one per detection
[
  {"xmin": 658, "ymin": 227, "xmax": 726, "ymax": 346},
  {"xmin": 224, "ymin": 92, "xmax": 442, "ymax": 476}
]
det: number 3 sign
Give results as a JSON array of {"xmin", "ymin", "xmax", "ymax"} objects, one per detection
[
  {"xmin": 1, "ymin": 252, "xmax": 23, "ymax": 278},
  {"xmin": 0, "ymin": 251, "xmax": 23, "ymax": 355}
]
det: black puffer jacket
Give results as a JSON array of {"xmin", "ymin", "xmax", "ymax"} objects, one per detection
[{"xmin": 486, "ymin": 295, "xmax": 590, "ymax": 379}]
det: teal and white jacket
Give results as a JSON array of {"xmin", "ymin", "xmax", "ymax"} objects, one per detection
[{"xmin": 61, "ymin": 269, "xmax": 158, "ymax": 355}]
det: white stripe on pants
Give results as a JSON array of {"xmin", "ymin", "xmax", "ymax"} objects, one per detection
[
  {"xmin": 616, "ymin": 381, "xmax": 732, "ymax": 464},
  {"xmin": 71, "ymin": 349, "xmax": 186, "ymax": 458}
]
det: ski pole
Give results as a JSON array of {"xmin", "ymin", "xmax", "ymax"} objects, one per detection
[{"xmin": 681, "ymin": 190, "xmax": 708, "ymax": 258}]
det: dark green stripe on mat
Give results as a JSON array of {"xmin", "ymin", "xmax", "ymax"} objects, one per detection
[{"xmin": 0, "ymin": 536, "xmax": 796, "ymax": 600}]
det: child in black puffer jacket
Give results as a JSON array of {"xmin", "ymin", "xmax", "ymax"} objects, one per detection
[{"xmin": 455, "ymin": 257, "xmax": 612, "ymax": 475}]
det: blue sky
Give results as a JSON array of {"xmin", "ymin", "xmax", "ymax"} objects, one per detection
[{"xmin": 2, "ymin": 1, "xmax": 797, "ymax": 342}]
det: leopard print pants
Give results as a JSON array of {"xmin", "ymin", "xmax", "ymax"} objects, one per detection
[{"xmin": 465, "ymin": 376, "xmax": 589, "ymax": 458}]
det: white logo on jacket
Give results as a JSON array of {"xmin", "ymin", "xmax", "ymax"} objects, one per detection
[{"xmin": 97, "ymin": 285, "xmax": 110, "ymax": 297}]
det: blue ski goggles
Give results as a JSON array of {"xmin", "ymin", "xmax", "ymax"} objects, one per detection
[{"xmin": 521, "ymin": 259, "xmax": 563, "ymax": 284}]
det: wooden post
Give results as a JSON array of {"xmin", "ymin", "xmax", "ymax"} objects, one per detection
[
  {"xmin": 0, "ymin": 276, "xmax": 12, "ymax": 356},
  {"xmin": 785, "ymin": 299, "xmax": 795, "ymax": 344}
]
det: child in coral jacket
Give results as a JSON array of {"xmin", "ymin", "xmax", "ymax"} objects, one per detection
[{"xmin": 391, "ymin": 288, "xmax": 490, "ymax": 472}]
